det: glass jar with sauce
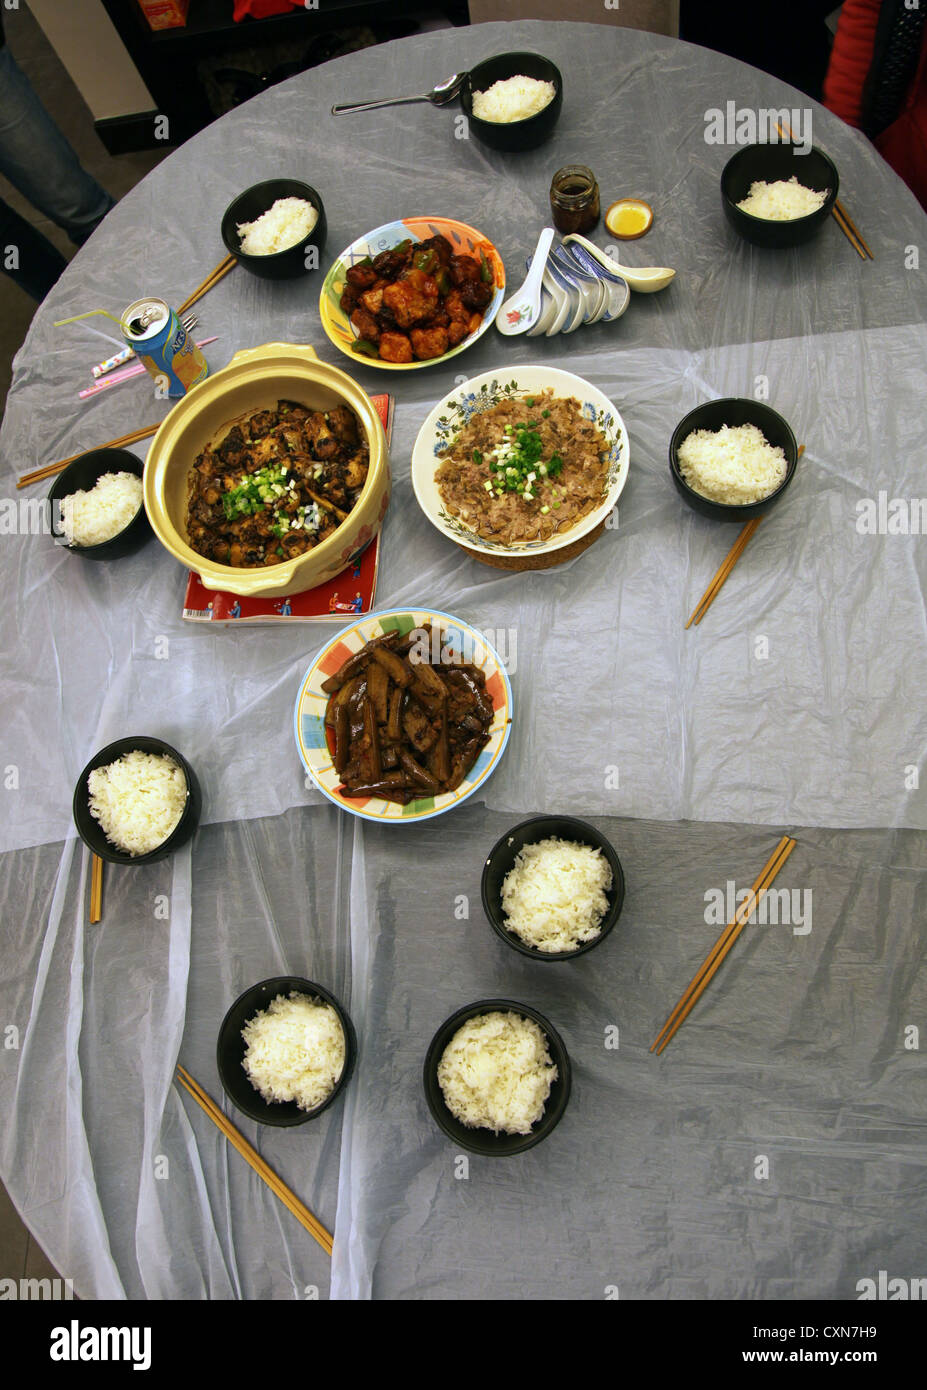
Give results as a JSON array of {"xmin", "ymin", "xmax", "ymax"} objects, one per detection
[{"xmin": 549, "ymin": 165, "xmax": 600, "ymax": 235}]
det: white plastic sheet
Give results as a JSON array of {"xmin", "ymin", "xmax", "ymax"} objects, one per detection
[
  {"xmin": 1, "ymin": 20, "xmax": 925, "ymax": 1299},
  {"xmin": 333, "ymin": 808, "xmax": 927, "ymax": 1300}
]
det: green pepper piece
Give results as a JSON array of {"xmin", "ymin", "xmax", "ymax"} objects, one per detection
[
  {"xmin": 479, "ymin": 248, "xmax": 492, "ymax": 284},
  {"xmin": 351, "ymin": 338, "xmax": 379, "ymax": 357}
]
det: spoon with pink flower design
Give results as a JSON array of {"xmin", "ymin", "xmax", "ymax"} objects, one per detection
[{"xmin": 495, "ymin": 226, "xmax": 555, "ymax": 336}]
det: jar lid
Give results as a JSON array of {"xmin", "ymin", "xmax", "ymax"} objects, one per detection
[{"xmin": 551, "ymin": 166, "xmax": 598, "ymax": 204}]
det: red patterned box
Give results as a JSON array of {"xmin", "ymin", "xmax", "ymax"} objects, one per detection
[{"xmin": 135, "ymin": 1, "xmax": 190, "ymax": 32}]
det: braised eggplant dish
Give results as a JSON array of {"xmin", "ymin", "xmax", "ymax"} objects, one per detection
[
  {"xmin": 186, "ymin": 399, "xmax": 368, "ymax": 567},
  {"xmin": 340, "ymin": 234, "xmax": 494, "ymax": 364},
  {"xmin": 322, "ymin": 626, "xmax": 495, "ymax": 803}
]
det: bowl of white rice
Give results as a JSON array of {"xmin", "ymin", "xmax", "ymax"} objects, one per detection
[
  {"xmin": 721, "ymin": 142, "xmax": 838, "ymax": 248},
  {"xmin": 424, "ymin": 998, "xmax": 571, "ymax": 1155},
  {"xmin": 482, "ymin": 815, "xmax": 625, "ymax": 960},
  {"xmin": 72, "ymin": 735, "xmax": 201, "ymax": 865},
  {"xmin": 48, "ymin": 449, "xmax": 150, "ymax": 560},
  {"xmin": 462, "ymin": 52, "xmax": 562, "ymax": 151},
  {"xmin": 221, "ymin": 178, "xmax": 326, "ymax": 280},
  {"xmin": 217, "ymin": 976, "xmax": 356, "ymax": 1126},
  {"xmin": 669, "ymin": 398, "xmax": 798, "ymax": 520}
]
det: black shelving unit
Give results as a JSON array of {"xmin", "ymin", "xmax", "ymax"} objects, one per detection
[{"xmin": 97, "ymin": 0, "xmax": 468, "ymax": 152}]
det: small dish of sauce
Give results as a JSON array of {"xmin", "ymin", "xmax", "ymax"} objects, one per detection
[{"xmin": 604, "ymin": 198, "xmax": 653, "ymax": 239}]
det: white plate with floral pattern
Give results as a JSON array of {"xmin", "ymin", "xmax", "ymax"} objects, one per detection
[{"xmin": 411, "ymin": 366, "xmax": 630, "ymax": 559}]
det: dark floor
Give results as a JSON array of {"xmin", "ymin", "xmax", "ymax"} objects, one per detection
[
  {"xmin": 0, "ymin": 1156, "xmax": 66, "ymax": 1293},
  {"xmin": 0, "ymin": 6, "xmax": 171, "ymax": 420}
]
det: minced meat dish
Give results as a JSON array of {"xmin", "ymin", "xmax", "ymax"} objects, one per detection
[
  {"xmin": 434, "ymin": 391, "xmax": 609, "ymax": 545},
  {"xmin": 186, "ymin": 399, "xmax": 368, "ymax": 568}
]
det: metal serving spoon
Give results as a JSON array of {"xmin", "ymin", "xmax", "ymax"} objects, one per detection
[
  {"xmin": 331, "ymin": 72, "xmax": 465, "ymax": 116},
  {"xmin": 495, "ymin": 227, "xmax": 555, "ymax": 336}
]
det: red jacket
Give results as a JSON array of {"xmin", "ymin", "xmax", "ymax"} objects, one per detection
[{"xmin": 824, "ymin": 0, "xmax": 927, "ymax": 208}]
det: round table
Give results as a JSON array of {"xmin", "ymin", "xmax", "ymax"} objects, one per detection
[{"xmin": 1, "ymin": 19, "xmax": 926, "ymax": 1301}]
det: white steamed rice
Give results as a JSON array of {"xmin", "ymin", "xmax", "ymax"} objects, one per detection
[
  {"xmin": 471, "ymin": 75, "xmax": 555, "ymax": 123},
  {"xmin": 242, "ymin": 992, "xmax": 345, "ymax": 1112},
  {"xmin": 87, "ymin": 750, "xmax": 187, "ymax": 856},
  {"xmin": 678, "ymin": 423, "xmax": 788, "ymax": 505},
  {"xmin": 736, "ymin": 176, "xmax": 827, "ymax": 220},
  {"xmin": 237, "ymin": 197, "xmax": 318, "ymax": 255},
  {"xmin": 59, "ymin": 471, "xmax": 142, "ymax": 547},
  {"xmin": 501, "ymin": 837, "xmax": 613, "ymax": 953},
  {"xmin": 437, "ymin": 1011, "xmax": 557, "ymax": 1135}
]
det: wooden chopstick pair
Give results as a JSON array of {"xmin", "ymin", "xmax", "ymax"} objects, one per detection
[
  {"xmin": 178, "ymin": 254, "xmax": 237, "ymax": 315},
  {"xmin": 175, "ymin": 1065, "xmax": 333, "ymax": 1256},
  {"xmin": 685, "ymin": 444, "xmax": 805, "ymax": 628},
  {"xmin": 89, "ymin": 854, "xmax": 103, "ymax": 924},
  {"xmin": 831, "ymin": 200, "xmax": 873, "ymax": 260},
  {"xmin": 651, "ymin": 835, "xmax": 797, "ymax": 1054},
  {"xmin": 17, "ymin": 421, "xmax": 161, "ymax": 489},
  {"xmin": 775, "ymin": 120, "xmax": 873, "ymax": 260},
  {"xmin": 686, "ymin": 517, "xmax": 761, "ymax": 628}
]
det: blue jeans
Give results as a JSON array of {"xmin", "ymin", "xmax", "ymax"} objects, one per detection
[
  {"xmin": 0, "ymin": 44, "xmax": 114, "ymax": 296},
  {"xmin": 0, "ymin": 194, "xmax": 67, "ymax": 300}
]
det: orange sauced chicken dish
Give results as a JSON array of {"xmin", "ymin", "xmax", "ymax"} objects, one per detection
[{"xmin": 339, "ymin": 234, "xmax": 495, "ymax": 364}]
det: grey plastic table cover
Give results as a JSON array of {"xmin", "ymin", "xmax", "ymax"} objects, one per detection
[{"xmin": 0, "ymin": 19, "xmax": 925, "ymax": 1301}]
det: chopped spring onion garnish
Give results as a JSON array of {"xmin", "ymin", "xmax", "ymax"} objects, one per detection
[
  {"xmin": 473, "ymin": 422, "xmax": 566, "ymax": 503},
  {"xmin": 222, "ymin": 465, "xmax": 322, "ymax": 535}
]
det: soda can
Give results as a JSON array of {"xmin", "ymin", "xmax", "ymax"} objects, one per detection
[{"xmin": 121, "ymin": 297, "xmax": 209, "ymax": 398}]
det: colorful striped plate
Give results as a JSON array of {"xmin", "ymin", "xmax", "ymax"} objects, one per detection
[
  {"xmin": 319, "ymin": 216, "xmax": 505, "ymax": 371},
  {"xmin": 294, "ymin": 608, "xmax": 514, "ymax": 822}
]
